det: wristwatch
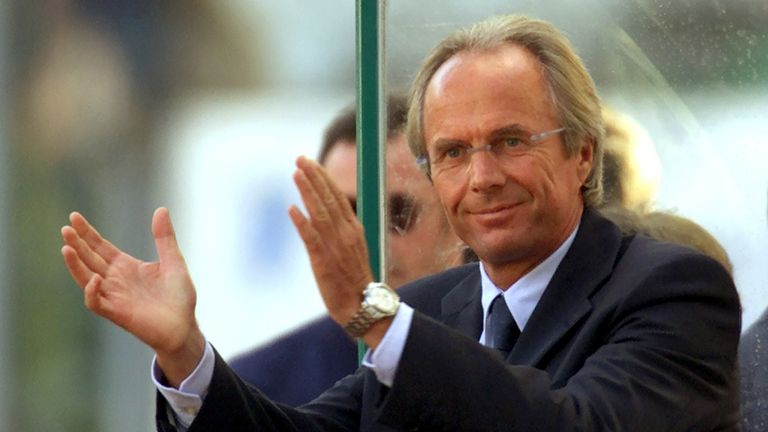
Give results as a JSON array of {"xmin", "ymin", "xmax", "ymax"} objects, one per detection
[{"xmin": 343, "ymin": 282, "xmax": 400, "ymax": 338}]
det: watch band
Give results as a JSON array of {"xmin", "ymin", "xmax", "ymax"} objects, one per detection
[
  {"xmin": 344, "ymin": 305, "xmax": 379, "ymax": 338},
  {"xmin": 343, "ymin": 282, "xmax": 400, "ymax": 338}
]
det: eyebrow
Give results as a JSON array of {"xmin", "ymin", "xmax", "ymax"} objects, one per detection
[
  {"xmin": 487, "ymin": 124, "xmax": 527, "ymax": 141},
  {"xmin": 429, "ymin": 123, "xmax": 529, "ymax": 153},
  {"xmin": 430, "ymin": 138, "xmax": 467, "ymax": 155}
]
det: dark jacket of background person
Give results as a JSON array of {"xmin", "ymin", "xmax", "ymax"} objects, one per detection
[
  {"xmin": 229, "ymin": 316, "xmax": 357, "ymax": 406},
  {"xmin": 740, "ymin": 307, "xmax": 768, "ymax": 432},
  {"xmin": 156, "ymin": 209, "xmax": 741, "ymax": 431}
]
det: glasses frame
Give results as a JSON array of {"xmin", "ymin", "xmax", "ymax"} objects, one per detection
[{"xmin": 416, "ymin": 127, "xmax": 566, "ymax": 175}]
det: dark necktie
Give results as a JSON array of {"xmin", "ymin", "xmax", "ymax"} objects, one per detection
[{"xmin": 488, "ymin": 294, "xmax": 520, "ymax": 358}]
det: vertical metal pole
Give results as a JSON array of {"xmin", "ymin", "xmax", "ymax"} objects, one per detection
[{"xmin": 355, "ymin": 0, "xmax": 386, "ymax": 363}]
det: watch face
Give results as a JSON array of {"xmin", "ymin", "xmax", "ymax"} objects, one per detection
[{"xmin": 367, "ymin": 284, "xmax": 399, "ymax": 313}]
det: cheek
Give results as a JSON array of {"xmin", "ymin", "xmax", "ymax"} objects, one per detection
[
  {"xmin": 525, "ymin": 155, "xmax": 576, "ymax": 198},
  {"xmin": 434, "ymin": 181, "xmax": 462, "ymax": 214},
  {"xmin": 559, "ymin": 160, "xmax": 586, "ymax": 195},
  {"xmin": 388, "ymin": 233, "xmax": 405, "ymax": 248},
  {"xmin": 390, "ymin": 232, "xmax": 428, "ymax": 253}
]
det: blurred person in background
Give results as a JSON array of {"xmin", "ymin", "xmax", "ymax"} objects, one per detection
[
  {"xmin": 228, "ymin": 94, "xmax": 466, "ymax": 406},
  {"xmin": 739, "ymin": 191, "xmax": 768, "ymax": 432},
  {"xmin": 596, "ymin": 106, "xmax": 732, "ymax": 275},
  {"xmin": 60, "ymin": 14, "xmax": 741, "ymax": 431},
  {"xmin": 599, "ymin": 206, "xmax": 733, "ymax": 275},
  {"xmin": 599, "ymin": 106, "xmax": 662, "ymax": 213}
]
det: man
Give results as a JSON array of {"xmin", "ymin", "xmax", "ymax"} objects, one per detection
[
  {"xmin": 228, "ymin": 96, "xmax": 465, "ymax": 406},
  {"xmin": 61, "ymin": 15, "xmax": 740, "ymax": 431}
]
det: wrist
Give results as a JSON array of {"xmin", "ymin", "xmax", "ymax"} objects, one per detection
[
  {"xmin": 361, "ymin": 316, "xmax": 394, "ymax": 350},
  {"xmin": 343, "ymin": 282, "xmax": 400, "ymax": 339},
  {"xmin": 155, "ymin": 327, "xmax": 206, "ymax": 388}
]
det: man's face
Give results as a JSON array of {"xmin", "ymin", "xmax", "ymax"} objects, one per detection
[
  {"xmin": 323, "ymin": 135, "xmax": 461, "ymax": 289},
  {"xmin": 422, "ymin": 43, "xmax": 593, "ymax": 285}
]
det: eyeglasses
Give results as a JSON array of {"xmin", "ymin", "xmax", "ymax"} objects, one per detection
[
  {"xmin": 348, "ymin": 193, "xmax": 420, "ymax": 236},
  {"xmin": 416, "ymin": 127, "xmax": 566, "ymax": 175}
]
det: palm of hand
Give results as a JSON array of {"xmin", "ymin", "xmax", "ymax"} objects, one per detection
[
  {"xmin": 61, "ymin": 208, "xmax": 197, "ymax": 354},
  {"xmin": 101, "ymin": 256, "xmax": 196, "ymax": 352}
]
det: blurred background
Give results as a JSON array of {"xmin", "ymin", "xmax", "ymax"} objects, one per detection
[{"xmin": 0, "ymin": 0, "xmax": 766, "ymax": 430}]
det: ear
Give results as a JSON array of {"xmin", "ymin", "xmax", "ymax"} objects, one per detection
[{"xmin": 575, "ymin": 138, "xmax": 595, "ymax": 185}]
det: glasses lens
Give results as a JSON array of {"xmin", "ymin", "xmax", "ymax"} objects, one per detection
[{"xmin": 389, "ymin": 194, "xmax": 419, "ymax": 235}]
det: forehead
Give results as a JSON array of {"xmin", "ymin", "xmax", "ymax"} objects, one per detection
[
  {"xmin": 323, "ymin": 135, "xmax": 436, "ymax": 202},
  {"xmin": 386, "ymin": 134, "xmax": 433, "ymax": 196},
  {"xmin": 386, "ymin": 134, "xmax": 419, "ymax": 170},
  {"xmin": 323, "ymin": 140, "xmax": 357, "ymax": 199},
  {"xmin": 423, "ymin": 43, "xmax": 558, "ymax": 145}
]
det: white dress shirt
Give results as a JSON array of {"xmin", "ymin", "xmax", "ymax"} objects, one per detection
[{"xmin": 153, "ymin": 223, "xmax": 579, "ymax": 429}]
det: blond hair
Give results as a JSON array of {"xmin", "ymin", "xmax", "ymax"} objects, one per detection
[
  {"xmin": 406, "ymin": 14, "xmax": 605, "ymax": 207},
  {"xmin": 601, "ymin": 206, "xmax": 733, "ymax": 275},
  {"xmin": 601, "ymin": 107, "xmax": 661, "ymax": 212}
]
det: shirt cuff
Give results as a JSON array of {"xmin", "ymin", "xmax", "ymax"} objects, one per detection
[
  {"xmin": 151, "ymin": 341, "xmax": 215, "ymax": 428},
  {"xmin": 362, "ymin": 303, "xmax": 414, "ymax": 387}
]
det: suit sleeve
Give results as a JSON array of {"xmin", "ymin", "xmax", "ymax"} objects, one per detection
[
  {"xmin": 374, "ymin": 252, "xmax": 741, "ymax": 431},
  {"xmin": 156, "ymin": 348, "xmax": 365, "ymax": 432}
]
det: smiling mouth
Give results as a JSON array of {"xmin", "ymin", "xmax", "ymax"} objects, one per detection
[{"xmin": 472, "ymin": 204, "xmax": 518, "ymax": 215}]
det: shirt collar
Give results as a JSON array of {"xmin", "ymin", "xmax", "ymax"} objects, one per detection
[{"xmin": 479, "ymin": 221, "xmax": 580, "ymax": 343}]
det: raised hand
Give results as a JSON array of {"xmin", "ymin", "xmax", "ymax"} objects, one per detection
[
  {"xmin": 61, "ymin": 207, "xmax": 204, "ymax": 387},
  {"xmin": 289, "ymin": 156, "xmax": 389, "ymax": 344}
]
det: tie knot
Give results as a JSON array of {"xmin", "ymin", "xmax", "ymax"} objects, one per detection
[{"xmin": 488, "ymin": 294, "xmax": 520, "ymax": 355}]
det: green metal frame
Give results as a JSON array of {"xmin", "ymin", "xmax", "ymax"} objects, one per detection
[{"xmin": 355, "ymin": 0, "xmax": 386, "ymax": 363}]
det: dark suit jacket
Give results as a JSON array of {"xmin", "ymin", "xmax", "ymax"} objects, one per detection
[
  {"xmin": 228, "ymin": 316, "xmax": 359, "ymax": 407},
  {"xmin": 739, "ymin": 307, "xmax": 768, "ymax": 432},
  {"xmin": 157, "ymin": 208, "xmax": 741, "ymax": 431}
]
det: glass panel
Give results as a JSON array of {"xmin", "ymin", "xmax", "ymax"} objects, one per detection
[{"xmin": 385, "ymin": 0, "xmax": 768, "ymax": 327}]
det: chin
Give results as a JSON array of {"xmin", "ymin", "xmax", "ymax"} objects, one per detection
[{"xmin": 470, "ymin": 234, "xmax": 529, "ymax": 264}]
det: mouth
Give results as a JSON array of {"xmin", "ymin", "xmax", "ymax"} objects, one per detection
[
  {"xmin": 473, "ymin": 204, "xmax": 515, "ymax": 215},
  {"xmin": 467, "ymin": 203, "xmax": 522, "ymax": 225}
]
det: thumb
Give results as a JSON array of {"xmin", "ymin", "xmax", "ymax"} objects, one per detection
[{"xmin": 152, "ymin": 207, "xmax": 185, "ymax": 267}]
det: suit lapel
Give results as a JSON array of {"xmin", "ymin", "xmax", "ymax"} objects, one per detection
[
  {"xmin": 510, "ymin": 208, "xmax": 624, "ymax": 366},
  {"xmin": 440, "ymin": 269, "xmax": 483, "ymax": 340}
]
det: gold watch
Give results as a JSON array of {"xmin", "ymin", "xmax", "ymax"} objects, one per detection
[{"xmin": 343, "ymin": 282, "xmax": 400, "ymax": 338}]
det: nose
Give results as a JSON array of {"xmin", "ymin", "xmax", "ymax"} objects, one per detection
[{"xmin": 467, "ymin": 148, "xmax": 506, "ymax": 192}]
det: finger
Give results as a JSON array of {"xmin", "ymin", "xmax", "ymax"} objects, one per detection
[
  {"xmin": 288, "ymin": 205, "xmax": 325, "ymax": 258},
  {"xmin": 61, "ymin": 225, "xmax": 110, "ymax": 276},
  {"xmin": 151, "ymin": 207, "xmax": 187, "ymax": 269},
  {"xmin": 293, "ymin": 164, "xmax": 333, "ymax": 228},
  {"xmin": 82, "ymin": 274, "xmax": 118, "ymax": 321},
  {"xmin": 83, "ymin": 273, "xmax": 104, "ymax": 314},
  {"xmin": 289, "ymin": 204, "xmax": 346, "ymax": 296},
  {"xmin": 296, "ymin": 156, "xmax": 347, "ymax": 225},
  {"xmin": 61, "ymin": 244, "xmax": 95, "ymax": 288},
  {"xmin": 316, "ymin": 162, "xmax": 358, "ymax": 223},
  {"xmin": 69, "ymin": 212, "xmax": 121, "ymax": 264}
]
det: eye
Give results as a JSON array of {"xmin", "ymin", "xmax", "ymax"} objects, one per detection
[
  {"xmin": 504, "ymin": 137, "xmax": 523, "ymax": 148},
  {"xmin": 445, "ymin": 147, "xmax": 464, "ymax": 159},
  {"xmin": 389, "ymin": 194, "xmax": 419, "ymax": 235}
]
